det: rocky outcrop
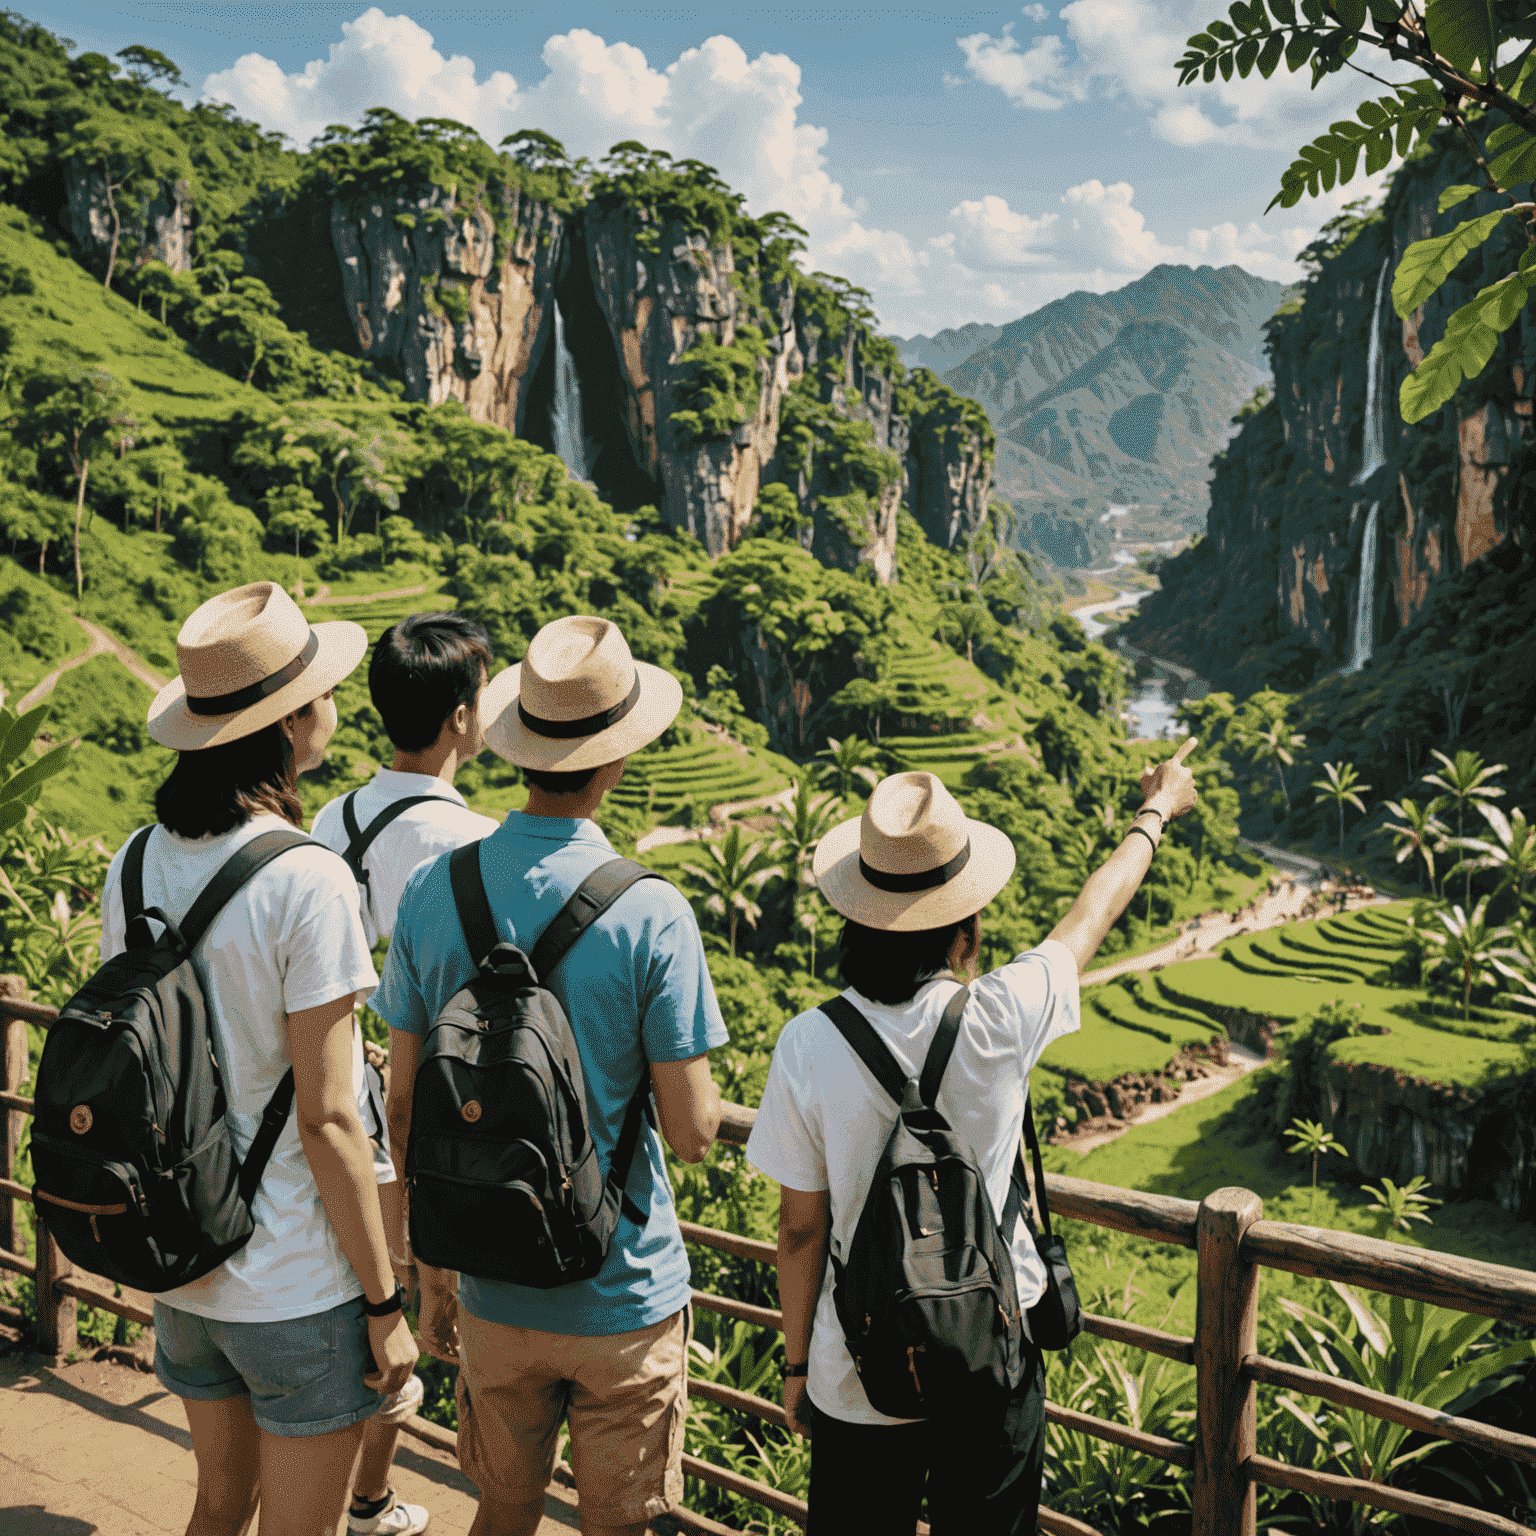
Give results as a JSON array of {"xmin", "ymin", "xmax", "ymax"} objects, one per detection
[
  {"xmin": 583, "ymin": 210, "xmax": 801, "ymax": 556},
  {"xmin": 907, "ymin": 413, "xmax": 992, "ymax": 550},
  {"xmin": 1127, "ymin": 117, "xmax": 1535, "ymax": 680},
  {"xmin": 331, "ymin": 187, "xmax": 564, "ymax": 435},
  {"xmin": 66, "ymin": 164, "xmax": 193, "ymax": 275}
]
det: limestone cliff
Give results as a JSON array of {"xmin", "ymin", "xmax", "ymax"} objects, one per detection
[
  {"xmin": 66, "ymin": 164, "xmax": 192, "ymax": 276},
  {"xmin": 1127, "ymin": 118, "xmax": 1534, "ymax": 682},
  {"xmin": 331, "ymin": 186, "xmax": 564, "ymax": 436}
]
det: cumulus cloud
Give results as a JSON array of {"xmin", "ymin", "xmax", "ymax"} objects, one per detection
[
  {"xmin": 954, "ymin": 26, "xmax": 1073, "ymax": 112},
  {"xmin": 1022, "ymin": 4, "xmax": 1052, "ymax": 21}
]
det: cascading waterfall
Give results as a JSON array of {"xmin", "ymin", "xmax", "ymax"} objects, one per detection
[
  {"xmin": 1353, "ymin": 258, "xmax": 1390, "ymax": 486},
  {"xmin": 550, "ymin": 302, "xmax": 588, "ymax": 480},
  {"xmin": 1346, "ymin": 500, "xmax": 1381, "ymax": 672}
]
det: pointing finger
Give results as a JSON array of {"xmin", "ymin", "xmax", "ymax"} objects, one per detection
[{"xmin": 1171, "ymin": 735, "xmax": 1199, "ymax": 766}]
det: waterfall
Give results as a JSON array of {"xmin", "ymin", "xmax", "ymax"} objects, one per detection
[
  {"xmin": 1346, "ymin": 500, "xmax": 1380, "ymax": 673},
  {"xmin": 1353, "ymin": 258, "xmax": 1390, "ymax": 485},
  {"xmin": 550, "ymin": 302, "xmax": 588, "ymax": 480}
]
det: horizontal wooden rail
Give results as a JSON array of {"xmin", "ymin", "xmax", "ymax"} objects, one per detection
[
  {"xmin": 688, "ymin": 1375, "xmax": 788, "ymax": 1431},
  {"xmin": 679, "ymin": 1220, "xmax": 776, "ymax": 1267},
  {"xmin": 1081, "ymin": 1313, "xmax": 1194, "ymax": 1365},
  {"xmin": 1047, "ymin": 1401, "xmax": 1193, "ymax": 1469},
  {"xmin": 0, "ymin": 997, "xmax": 61, "ymax": 1026},
  {"xmin": 715, "ymin": 1101, "xmax": 754, "ymax": 1148},
  {"xmin": 1039, "ymin": 1511, "xmax": 1105, "ymax": 1536},
  {"xmin": 0, "ymin": 1090, "xmax": 32, "ymax": 1114},
  {"xmin": 57, "ymin": 1273, "xmax": 155, "ymax": 1328},
  {"xmin": 0, "ymin": 1244, "xmax": 35, "ymax": 1278},
  {"xmin": 690, "ymin": 1289, "xmax": 784, "ymax": 1332},
  {"xmin": 1047, "ymin": 1172, "xmax": 1199, "ymax": 1249},
  {"xmin": 682, "ymin": 1451, "xmax": 807, "ymax": 1525},
  {"xmin": 0, "ymin": 1176, "xmax": 31, "ymax": 1203},
  {"xmin": 1247, "ymin": 1453, "xmax": 1535, "ymax": 1536},
  {"xmin": 1245, "ymin": 1354, "xmax": 1536, "ymax": 1467},
  {"xmin": 1244, "ymin": 1220, "xmax": 1536, "ymax": 1328}
]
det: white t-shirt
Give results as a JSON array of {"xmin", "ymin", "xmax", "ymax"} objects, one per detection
[
  {"xmin": 100, "ymin": 817, "xmax": 378, "ymax": 1323},
  {"xmin": 310, "ymin": 769, "xmax": 500, "ymax": 946},
  {"xmin": 745, "ymin": 939, "xmax": 1080, "ymax": 1427}
]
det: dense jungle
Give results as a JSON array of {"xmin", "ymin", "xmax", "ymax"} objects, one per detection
[{"xmin": 1, "ymin": 9, "xmax": 1535, "ymax": 1532}]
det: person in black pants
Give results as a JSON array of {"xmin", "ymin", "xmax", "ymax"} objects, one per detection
[{"xmin": 745, "ymin": 745, "xmax": 1198, "ymax": 1533}]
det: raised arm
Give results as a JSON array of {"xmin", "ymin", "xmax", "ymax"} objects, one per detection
[{"xmin": 1047, "ymin": 738, "xmax": 1200, "ymax": 974}]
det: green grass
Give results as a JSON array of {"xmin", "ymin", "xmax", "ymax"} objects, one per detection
[{"xmin": 611, "ymin": 730, "xmax": 793, "ymax": 822}]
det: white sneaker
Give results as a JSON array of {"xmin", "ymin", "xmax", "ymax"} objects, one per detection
[
  {"xmin": 348, "ymin": 1489, "xmax": 430, "ymax": 1536},
  {"xmin": 375, "ymin": 1372, "xmax": 426, "ymax": 1426}
]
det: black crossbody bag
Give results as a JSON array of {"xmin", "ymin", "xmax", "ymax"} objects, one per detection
[{"xmin": 1014, "ymin": 1090, "xmax": 1083, "ymax": 1351}]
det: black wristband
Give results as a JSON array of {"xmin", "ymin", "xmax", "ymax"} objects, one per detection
[
  {"xmin": 363, "ymin": 1282, "xmax": 405, "ymax": 1318},
  {"xmin": 783, "ymin": 1360, "xmax": 809, "ymax": 1379},
  {"xmin": 1134, "ymin": 805, "xmax": 1166, "ymax": 834},
  {"xmin": 1126, "ymin": 824, "xmax": 1158, "ymax": 856}
]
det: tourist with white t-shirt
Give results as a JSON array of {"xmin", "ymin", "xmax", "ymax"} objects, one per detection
[
  {"xmin": 99, "ymin": 582, "xmax": 417, "ymax": 1536},
  {"xmin": 311, "ymin": 610, "xmax": 499, "ymax": 1536},
  {"xmin": 746, "ymin": 749, "xmax": 1198, "ymax": 1534}
]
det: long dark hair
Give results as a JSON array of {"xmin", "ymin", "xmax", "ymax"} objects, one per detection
[
  {"xmin": 836, "ymin": 914, "xmax": 979, "ymax": 1006},
  {"xmin": 154, "ymin": 716, "xmax": 304, "ymax": 837}
]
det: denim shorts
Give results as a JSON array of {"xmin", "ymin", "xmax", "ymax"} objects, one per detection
[{"xmin": 153, "ymin": 1295, "xmax": 383, "ymax": 1438}]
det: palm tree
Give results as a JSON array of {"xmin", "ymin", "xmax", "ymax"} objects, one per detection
[
  {"xmin": 687, "ymin": 825, "xmax": 779, "ymax": 957},
  {"xmin": 1311, "ymin": 761, "xmax": 1371, "ymax": 853},
  {"xmin": 1420, "ymin": 748, "xmax": 1505, "ymax": 904},
  {"xmin": 772, "ymin": 777, "xmax": 842, "ymax": 916},
  {"xmin": 816, "ymin": 735, "xmax": 880, "ymax": 802},
  {"xmin": 1372, "ymin": 797, "xmax": 1448, "ymax": 895},
  {"xmin": 1283, "ymin": 1117, "xmax": 1344, "ymax": 1214},
  {"xmin": 1420, "ymin": 898, "xmax": 1525, "ymax": 1019},
  {"xmin": 1445, "ymin": 802, "xmax": 1536, "ymax": 918},
  {"xmin": 938, "ymin": 602, "xmax": 989, "ymax": 667},
  {"xmin": 1246, "ymin": 718, "xmax": 1305, "ymax": 820}
]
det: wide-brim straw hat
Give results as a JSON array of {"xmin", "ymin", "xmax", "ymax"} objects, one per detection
[
  {"xmin": 147, "ymin": 581, "xmax": 367, "ymax": 751},
  {"xmin": 482, "ymin": 614, "xmax": 682, "ymax": 771},
  {"xmin": 813, "ymin": 770, "xmax": 1017, "ymax": 932}
]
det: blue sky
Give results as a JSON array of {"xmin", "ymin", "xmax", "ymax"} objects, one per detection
[{"xmin": 29, "ymin": 2, "xmax": 1390, "ymax": 334}]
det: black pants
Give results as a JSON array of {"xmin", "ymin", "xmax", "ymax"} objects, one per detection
[{"xmin": 807, "ymin": 1352, "xmax": 1046, "ymax": 1536}]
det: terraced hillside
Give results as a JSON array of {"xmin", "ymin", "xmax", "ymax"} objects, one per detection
[
  {"xmin": 1037, "ymin": 904, "xmax": 1529, "ymax": 1121},
  {"xmin": 612, "ymin": 730, "xmax": 795, "ymax": 824}
]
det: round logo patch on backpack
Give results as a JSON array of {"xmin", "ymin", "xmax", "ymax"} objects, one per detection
[{"xmin": 70, "ymin": 1105, "xmax": 93, "ymax": 1134}]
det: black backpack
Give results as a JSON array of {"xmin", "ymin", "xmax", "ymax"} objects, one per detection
[
  {"xmin": 339, "ymin": 789, "xmax": 441, "ymax": 925},
  {"xmin": 31, "ymin": 826, "xmax": 314, "ymax": 1293},
  {"xmin": 822, "ymin": 987, "xmax": 1029, "ymax": 1419},
  {"xmin": 405, "ymin": 841, "xmax": 665, "ymax": 1288}
]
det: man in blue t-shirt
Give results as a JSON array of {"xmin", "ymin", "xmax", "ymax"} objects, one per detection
[{"xmin": 375, "ymin": 615, "xmax": 725, "ymax": 1536}]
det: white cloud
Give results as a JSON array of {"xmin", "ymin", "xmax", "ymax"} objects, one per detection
[
  {"xmin": 1022, "ymin": 4, "xmax": 1052, "ymax": 21},
  {"xmin": 955, "ymin": 25, "xmax": 1073, "ymax": 112}
]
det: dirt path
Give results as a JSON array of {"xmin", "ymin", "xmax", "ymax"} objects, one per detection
[
  {"xmin": 636, "ymin": 784, "xmax": 797, "ymax": 854},
  {"xmin": 17, "ymin": 616, "xmax": 168, "ymax": 714},
  {"xmin": 299, "ymin": 581, "xmax": 434, "ymax": 607}
]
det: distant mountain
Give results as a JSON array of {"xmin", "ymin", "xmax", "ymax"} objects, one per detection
[
  {"xmin": 915, "ymin": 265, "xmax": 1286, "ymax": 528},
  {"xmin": 892, "ymin": 322, "xmax": 1005, "ymax": 375}
]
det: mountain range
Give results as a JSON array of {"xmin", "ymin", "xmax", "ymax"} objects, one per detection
[{"xmin": 893, "ymin": 265, "xmax": 1286, "ymax": 544}]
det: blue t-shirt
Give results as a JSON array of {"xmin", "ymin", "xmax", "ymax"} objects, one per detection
[{"xmin": 374, "ymin": 811, "xmax": 727, "ymax": 1336}]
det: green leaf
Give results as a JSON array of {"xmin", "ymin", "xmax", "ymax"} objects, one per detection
[
  {"xmin": 1258, "ymin": 30, "xmax": 1285, "ymax": 75},
  {"xmin": 0, "ymin": 705, "xmax": 51, "ymax": 770},
  {"xmin": 1489, "ymin": 136, "xmax": 1536, "ymax": 188},
  {"xmin": 1438, "ymin": 183, "xmax": 1481, "ymax": 213},
  {"xmin": 1285, "ymin": 31, "xmax": 1316, "ymax": 69},
  {"xmin": 1268, "ymin": 0, "xmax": 1296, "ymax": 21},
  {"xmin": 1208, "ymin": 18, "xmax": 1236, "ymax": 38},
  {"xmin": 1400, "ymin": 272, "xmax": 1536, "ymax": 423},
  {"xmin": 1356, "ymin": 97, "xmax": 1389, "ymax": 127},
  {"xmin": 1332, "ymin": 0, "xmax": 1367, "ymax": 28},
  {"xmin": 1364, "ymin": 131, "xmax": 1392, "ymax": 176},
  {"xmin": 0, "ymin": 740, "xmax": 74, "ymax": 804},
  {"xmin": 1236, "ymin": 36, "xmax": 1261, "ymax": 73},
  {"xmin": 1486, "ymin": 122, "xmax": 1525, "ymax": 152},
  {"xmin": 1392, "ymin": 209, "xmax": 1509, "ymax": 317},
  {"xmin": 1425, "ymin": 0, "xmax": 1494, "ymax": 74},
  {"xmin": 0, "ymin": 801, "xmax": 25, "ymax": 839}
]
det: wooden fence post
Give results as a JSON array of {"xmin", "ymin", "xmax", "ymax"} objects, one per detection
[
  {"xmin": 33, "ymin": 1210, "xmax": 77, "ymax": 1361},
  {"xmin": 1192, "ymin": 1185, "xmax": 1263, "ymax": 1536},
  {"xmin": 0, "ymin": 975, "xmax": 26, "ymax": 1258}
]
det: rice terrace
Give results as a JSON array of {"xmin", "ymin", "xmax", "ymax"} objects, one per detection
[{"xmin": 2, "ymin": 3, "xmax": 1536, "ymax": 1533}]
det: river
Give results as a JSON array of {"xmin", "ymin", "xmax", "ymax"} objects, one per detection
[{"xmin": 1072, "ymin": 588, "xmax": 1194, "ymax": 741}]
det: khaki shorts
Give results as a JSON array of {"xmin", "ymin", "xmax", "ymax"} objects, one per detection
[{"xmin": 456, "ymin": 1305, "xmax": 689, "ymax": 1525}]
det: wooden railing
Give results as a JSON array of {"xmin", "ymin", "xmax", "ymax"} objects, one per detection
[{"xmin": 5, "ymin": 981, "xmax": 1536, "ymax": 1536}]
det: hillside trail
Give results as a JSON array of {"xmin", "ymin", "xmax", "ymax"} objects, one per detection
[
  {"xmin": 16, "ymin": 615, "xmax": 168, "ymax": 714},
  {"xmin": 636, "ymin": 784, "xmax": 797, "ymax": 854},
  {"xmin": 297, "ymin": 580, "xmax": 434, "ymax": 606}
]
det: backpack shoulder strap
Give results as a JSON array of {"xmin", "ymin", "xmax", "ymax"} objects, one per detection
[
  {"xmin": 449, "ymin": 841, "xmax": 499, "ymax": 969},
  {"xmin": 528, "ymin": 857, "xmax": 667, "ymax": 984},
  {"xmin": 179, "ymin": 829, "xmax": 315, "ymax": 953},
  {"xmin": 917, "ymin": 983, "xmax": 969, "ymax": 1109},
  {"xmin": 238, "ymin": 1067, "xmax": 296, "ymax": 1210},
  {"xmin": 820, "ymin": 994, "xmax": 909, "ymax": 1106},
  {"xmin": 342, "ymin": 795, "xmax": 443, "ymax": 886},
  {"xmin": 121, "ymin": 826, "xmax": 155, "ymax": 950},
  {"xmin": 1005, "ymin": 1092, "xmax": 1053, "ymax": 1243}
]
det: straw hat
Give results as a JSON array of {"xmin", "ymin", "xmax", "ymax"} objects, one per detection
[
  {"xmin": 813, "ymin": 771, "xmax": 1017, "ymax": 932},
  {"xmin": 147, "ymin": 582, "xmax": 367, "ymax": 751},
  {"xmin": 482, "ymin": 615, "xmax": 682, "ymax": 771}
]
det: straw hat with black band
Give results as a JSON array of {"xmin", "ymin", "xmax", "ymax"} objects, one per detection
[
  {"xmin": 147, "ymin": 581, "xmax": 368, "ymax": 751},
  {"xmin": 813, "ymin": 770, "xmax": 1017, "ymax": 932},
  {"xmin": 481, "ymin": 614, "xmax": 683, "ymax": 771}
]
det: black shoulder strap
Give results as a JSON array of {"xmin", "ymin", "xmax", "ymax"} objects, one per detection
[
  {"xmin": 1005, "ymin": 1092, "xmax": 1054, "ymax": 1243},
  {"xmin": 450, "ymin": 841, "xmax": 499, "ymax": 968},
  {"xmin": 821, "ymin": 994, "xmax": 908, "ymax": 1105},
  {"xmin": 239, "ymin": 1067, "xmax": 296, "ymax": 1209},
  {"xmin": 609, "ymin": 1081, "xmax": 656, "ymax": 1229},
  {"xmin": 342, "ymin": 794, "xmax": 443, "ymax": 886},
  {"xmin": 918, "ymin": 984, "xmax": 969, "ymax": 1108},
  {"xmin": 529, "ymin": 858, "xmax": 667, "ymax": 984},
  {"xmin": 180, "ymin": 829, "xmax": 315, "ymax": 952},
  {"xmin": 121, "ymin": 826, "xmax": 155, "ymax": 950}
]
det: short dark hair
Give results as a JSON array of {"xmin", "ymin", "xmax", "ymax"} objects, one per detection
[
  {"xmin": 154, "ymin": 719, "xmax": 303, "ymax": 837},
  {"xmin": 524, "ymin": 765, "xmax": 599, "ymax": 796},
  {"xmin": 369, "ymin": 612, "xmax": 493, "ymax": 751},
  {"xmin": 836, "ymin": 914, "xmax": 979, "ymax": 1006}
]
